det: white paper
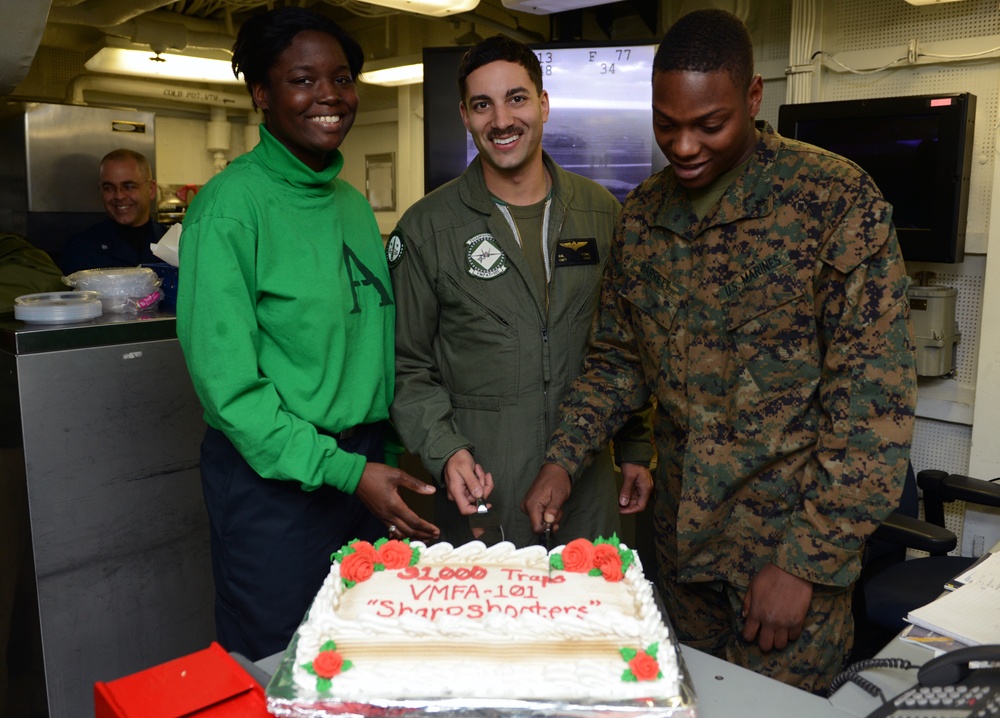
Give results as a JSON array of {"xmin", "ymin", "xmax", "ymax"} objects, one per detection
[
  {"xmin": 953, "ymin": 552, "xmax": 1000, "ymax": 590},
  {"xmin": 151, "ymin": 223, "xmax": 182, "ymax": 267},
  {"xmin": 907, "ymin": 582, "xmax": 1000, "ymax": 645}
]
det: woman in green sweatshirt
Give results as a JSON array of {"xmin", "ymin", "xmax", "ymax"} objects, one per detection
[{"xmin": 176, "ymin": 7, "xmax": 439, "ymax": 661}]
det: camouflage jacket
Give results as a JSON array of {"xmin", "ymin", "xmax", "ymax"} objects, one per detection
[{"xmin": 545, "ymin": 122, "xmax": 917, "ymax": 588}]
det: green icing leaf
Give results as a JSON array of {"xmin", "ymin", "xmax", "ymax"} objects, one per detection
[
  {"xmin": 409, "ymin": 542, "xmax": 421, "ymax": 566},
  {"xmin": 317, "ymin": 676, "xmax": 332, "ymax": 693},
  {"xmin": 342, "ymin": 579, "xmax": 357, "ymax": 590},
  {"xmin": 647, "ymin": 642, "xmax": 659, "ymax": 658},
  {"xmin": 332, "ymin": 539, "xmax": 362, "ymax": 564},
  {"xmin": 596, "ymin": 532, "xmax": 621, "ymax": 548},
  {"xmin": 619, "ymin": 647, "xmax": 638, "ymax": 661},
  {"xmin": 320, "ymin": 640, "xmax": 337, "ymax": 652},
  {"xmin": 588, "ymin": 568, "xmax": 602, "ymax": 577},
  {"xmin": 621, "ymin": 669, "xmax": 637, "ymax": 683},
  {"xmin": 374, "ymin": 563, "xmax": 386, "ymax": 573},
  {"xmin": 343, "ymin": 659, "xmax": 354, "ymax": 672},
  {"xmin": 374, "ymin": 537, "xmax": 389, "ymax": 548},
  {"xmin": 550, "ymin": 555, "xmax": 565, "ymax": 571},
  {"xmin": 302, "ymin": 663, "xmax": 316, "ymax": 676}
]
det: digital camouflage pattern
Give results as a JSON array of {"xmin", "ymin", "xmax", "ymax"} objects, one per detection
[
  {"xmin": 661, "ymin": 573, "xmax": 853, "ymax": 694},
  {"xmin": 547, "ymin": 120, "xmax": 917, "ymax": 591}
]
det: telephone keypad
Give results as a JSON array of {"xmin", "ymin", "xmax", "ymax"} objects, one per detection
[{"xmin": 888, "ymin": 684, "xmax": 994, "ymax": 716}]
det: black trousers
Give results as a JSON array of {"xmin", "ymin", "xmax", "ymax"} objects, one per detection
[{"xmin": 199, "ymin": 423, "xmax": 387, "ymax": 661}]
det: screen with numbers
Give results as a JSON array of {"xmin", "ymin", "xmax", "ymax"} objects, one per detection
[{"xmin": 422, "ymin": 42, "xmax": 666, "ymax": 202}]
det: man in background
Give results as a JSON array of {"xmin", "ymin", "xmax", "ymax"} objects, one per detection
[
  {"xmin": 524, "ymin": 9, "xmax": 917, "ymax": 693},
  {"xmin": 59, "ymin": 148, "xmax": 166, "ymax": 274},
  {"xmin": 388, "ymin": 35, "xmax": 654, "ymax": 548}
]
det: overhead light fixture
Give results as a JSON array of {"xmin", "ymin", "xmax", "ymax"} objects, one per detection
[
  {"xmin": 85, "ymin": 39, "xmax": 241, "ymax": 85},
  {"xmin": 904, "ymin": 0, "xmax": 966, "ymax": 4},
  {"xmin": 363, "ymin": 0, "xmax": 479, "ymax": 16},
  {"xmin": 500, "ymin": 0, "xmax": 622, "ymax": 14},
  {"xmin": 360, "ymin": 54, "xmax": 423, "ymax": 87}
]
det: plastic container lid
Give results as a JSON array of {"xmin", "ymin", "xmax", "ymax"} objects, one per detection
[
  {"xmin": 63, "ymin": 267, "xmax": 162, "ymax": 313},
  {"xmin": 14, "ymin": 291, "xmax": 104, "ymax": 324},
  {"xmin": 64, "ymin": 266, "xmax": 160, "ymax": 295}
]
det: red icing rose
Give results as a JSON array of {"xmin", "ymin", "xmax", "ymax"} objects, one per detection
[
  {"xmin": 348, "ymin": 540, "xmax": 378, "ymax": 564},
  {"xmin": 592, "ymin": 543, "xmax": 624, "ymax": 581},
  {"xmin": 377, "ymin": 540, "xmax": 413, "ymax": 569},
  {"xmin": 629, "ymin": 651, "xmax": 660, "ymax": 681},
  {"xmin": 340, "ymin": 550, "xmax": 375, "ymax": 584},
  {"xmin": 561, "ymin": 538, "xmax": 596, "ymax": 573},
  {"xmin": 312, "ymin": 649, "xmax": 345, "ymax": 679}
]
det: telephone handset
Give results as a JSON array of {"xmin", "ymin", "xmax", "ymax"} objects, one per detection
[{"xmin": 866, "ymin": 645, "xmax": 1000, "ymax": 718}]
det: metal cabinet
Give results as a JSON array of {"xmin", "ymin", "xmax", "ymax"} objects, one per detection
[{"xmin": 0, "ymin": 314, "xmax": 214, "ymax": 718}]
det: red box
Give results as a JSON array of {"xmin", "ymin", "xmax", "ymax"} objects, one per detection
[{"xmin": 94, "ymin": 642, "xmax": 270, "ymax": 718}]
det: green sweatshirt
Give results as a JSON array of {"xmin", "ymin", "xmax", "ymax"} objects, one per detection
[{"xmin": 176, "ymin": 125, "xmax": 395, "ymax": 493}]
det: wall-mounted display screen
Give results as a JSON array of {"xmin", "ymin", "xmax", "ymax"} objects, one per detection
[
  {"xmin": 778, "ymin": 93, "xmax": 976, "ymax": 263},
  {"xmin": 423, "ymin": 42, "xmax": 666, "ymax": 202}
]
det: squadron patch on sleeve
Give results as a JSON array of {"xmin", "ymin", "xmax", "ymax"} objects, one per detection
[
  {"xmin": 385, "ymin": 232, "xmax": 405, "ymax": 268},
  {"xmin": 465, "ymin": 233, "xmax": 508, "ymax": 279}
]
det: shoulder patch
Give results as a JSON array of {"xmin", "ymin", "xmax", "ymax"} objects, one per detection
[{"xmin": 385, "ymin": 233, "xmax": 405, "ymax": 268}]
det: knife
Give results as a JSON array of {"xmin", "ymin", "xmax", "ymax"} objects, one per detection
[
  {"xmin": 469, "ymin": 498, "xmax": 504, "ymax": 546},
  {"xmin": 539, "ymin": 523, "xmax": 553, "ymax": 551}
]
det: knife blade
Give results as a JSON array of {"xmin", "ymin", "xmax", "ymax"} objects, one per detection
[
  {"xmin": 469, "ymin": 498, "xmax": 504, "ymax": 546},
  {"xmin": 538, "ymin": 523, "xmax": 553, "ymax": 551}
]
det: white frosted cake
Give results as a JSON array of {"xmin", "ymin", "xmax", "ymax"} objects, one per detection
[{"xmin": 266, "ymin": 536, "xmax": 692, "ymax": 717}]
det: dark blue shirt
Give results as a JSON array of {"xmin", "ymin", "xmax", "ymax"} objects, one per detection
[{"xmin": 59, "ymin": 218, "xmax": 167, "ymax": 275}]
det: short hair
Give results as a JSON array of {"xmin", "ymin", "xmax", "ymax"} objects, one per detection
[
  {"xmin": 653, "ymin": 9, "xmax": 754, "ymax": 90},
  {"xmin": 100, "ymin": 148, "xmax": 151, "ymax": 180},
  {"xmin": 232, "ymin": 6, "xmax": 364, "ymax": 107},
  {"xmin": 457, "ymin": 35, "xmax": 543, "ymax": 102}
]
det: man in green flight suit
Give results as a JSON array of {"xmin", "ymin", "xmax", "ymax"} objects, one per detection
[
  {"xmin": 523, "ymin": 9, "xmax": 917, "ymax": 693},
  {"xmin": 388, "ymin": 35, "xmax": 655, "ymax": 548}
]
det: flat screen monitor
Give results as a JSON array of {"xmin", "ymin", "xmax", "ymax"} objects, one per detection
[
  {"xmin": 422, "ymin": 42, "xmax": 666, "ymax": 203},
  {"xmin": 777, "ymin": 93, "xmax": 975, "ymax": 263}
]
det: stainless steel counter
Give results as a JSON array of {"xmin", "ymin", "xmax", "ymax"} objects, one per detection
[{"xmin": 1, "ymin": 310, "xmax": 215, "ymax": 718}]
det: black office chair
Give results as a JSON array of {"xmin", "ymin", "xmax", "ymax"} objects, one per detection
[{"xmin": 852, "ymin": 467, "xmax": 1000, "ymax": 662}]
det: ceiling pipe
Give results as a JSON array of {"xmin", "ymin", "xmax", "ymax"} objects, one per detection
[
  {"xmin": 105, "ymin": 17, "xmax": 237, "ymax": 55},
  {"xmin": 47, "ymin": 0, "xmax": 181, "ymax": 29},
  {"xmin": 0, "ymin": 0, "xmax": 51, "ymax": 95},
  {"xmin": 65, "ymin": 74, "xmax": 252, "ymax": 110},
  {"xmin": 454, "ymin": 11, "xmax": 546, "ymax": 43}
]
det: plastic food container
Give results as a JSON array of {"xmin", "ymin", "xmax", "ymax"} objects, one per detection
[
  {"xmin": 63, "ymin": 267, "xmax": 163, "ymax": 313},
  {"xmin": 14, "ymin": 291, "xmax": 103, "ymax": 324}
]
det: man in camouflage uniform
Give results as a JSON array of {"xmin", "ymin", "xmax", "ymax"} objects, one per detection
[{"xmin": 522, "ymin": 9, "xmax": 917, "ymax": 693}]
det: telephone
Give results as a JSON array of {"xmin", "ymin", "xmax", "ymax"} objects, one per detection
[{"xmin": 866, "ymin": 644, "xmax": 1000, "ymax": 718}]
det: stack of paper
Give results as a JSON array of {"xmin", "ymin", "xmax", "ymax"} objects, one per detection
[{"xmin": 905, "ymin": 552, "xmax": 1000, "ymax": 646}]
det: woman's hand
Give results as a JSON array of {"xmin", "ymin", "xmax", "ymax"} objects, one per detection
[{"xmin": 355, "ymin": 462, "xmax": 441, "ymax": 541}]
